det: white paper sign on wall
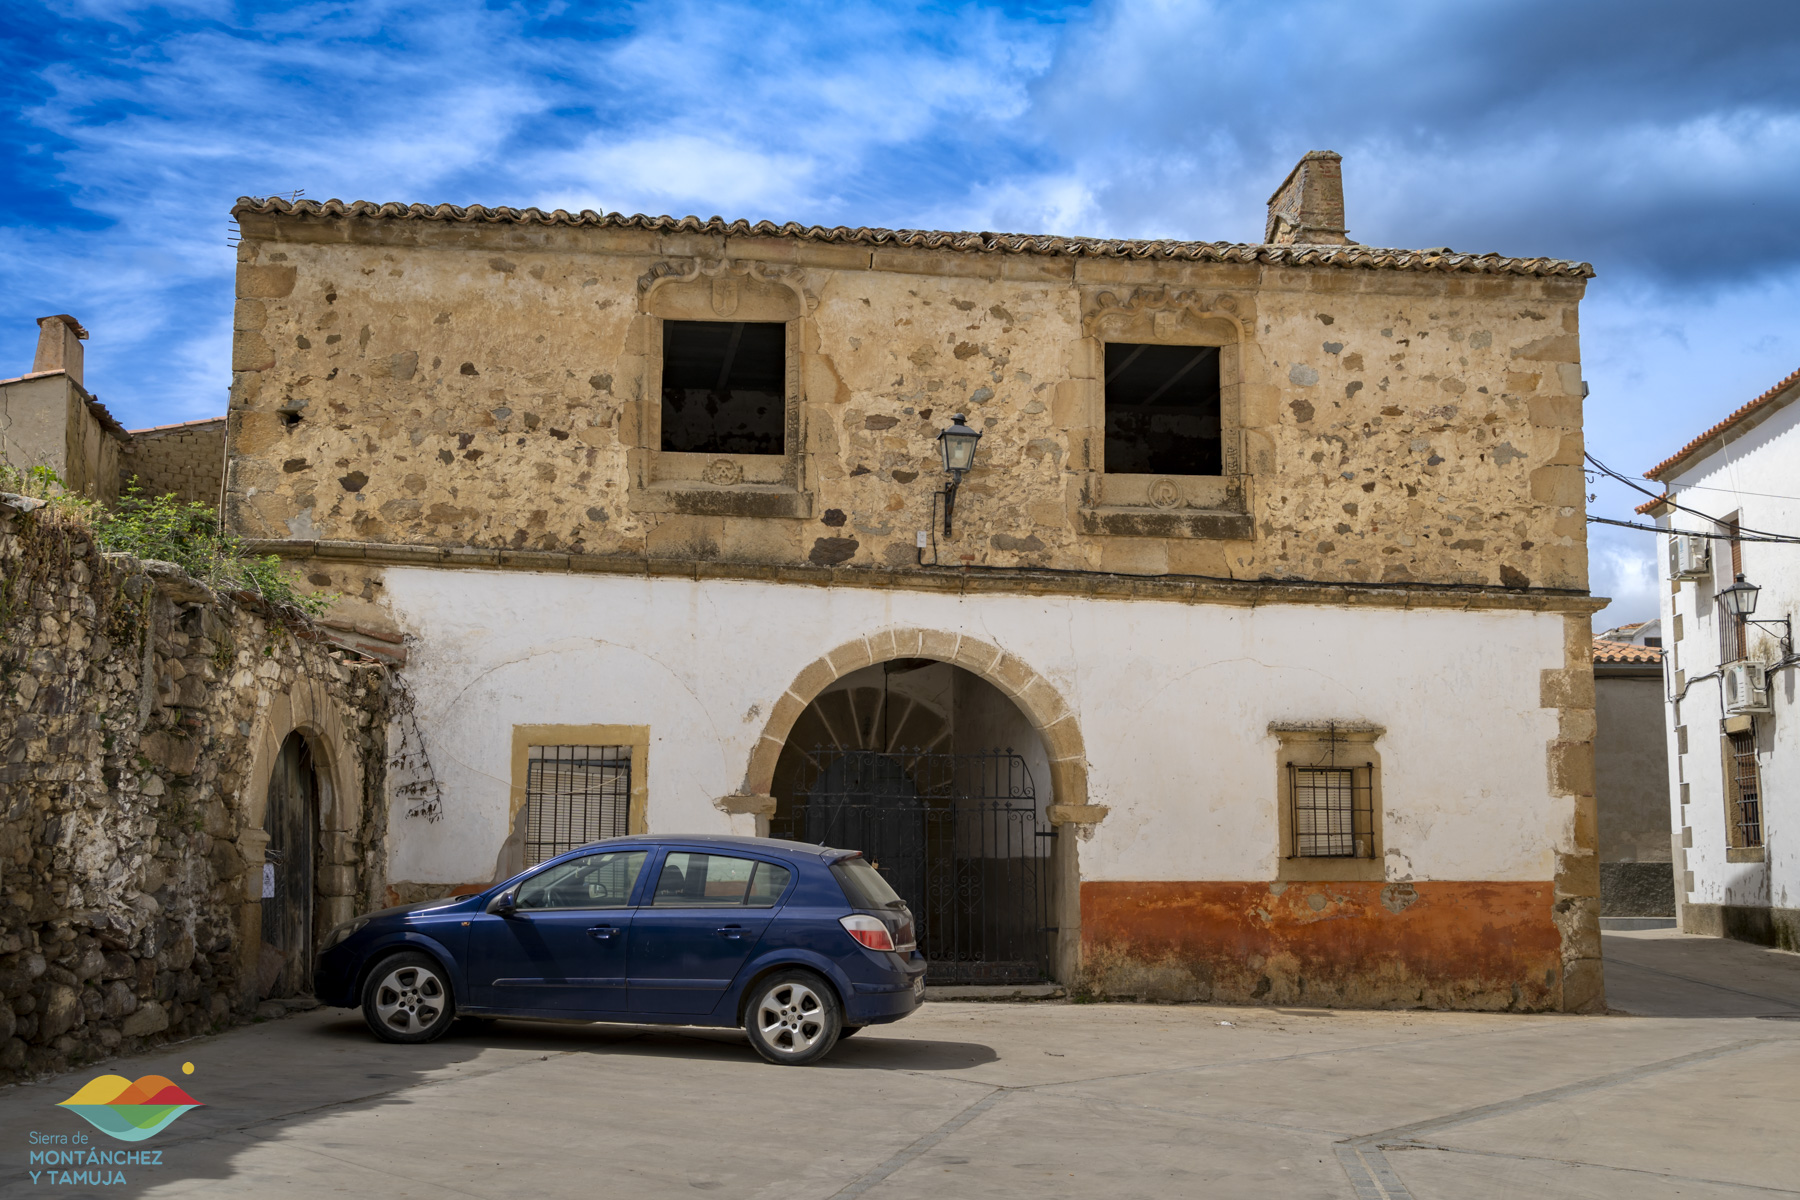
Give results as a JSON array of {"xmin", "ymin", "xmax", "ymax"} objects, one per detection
[{"xmin": 262, "ymin": 863, "xmax": 276, "ymax": 899}]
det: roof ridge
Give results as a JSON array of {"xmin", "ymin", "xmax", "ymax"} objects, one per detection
[{"xmin": 230, "ymin": 197, "xmax": 1595, "ymax": 279}]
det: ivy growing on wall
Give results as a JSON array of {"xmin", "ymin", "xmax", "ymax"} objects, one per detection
[{"xmin": 387, "ymin": 672, "xmax": 444, "ymax": 822}]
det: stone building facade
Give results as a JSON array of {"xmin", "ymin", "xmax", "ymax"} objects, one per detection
[
  {"xmin": 119, "ymin": 417, "xmax": 227, "ymax": 507},
  {"xmin": 222, "ymin": 153, "xmax": 1605, "ymax": 1010},
  {"xmin": 0, "ymin": 316, "xmax": 127, "ymax": 504}
]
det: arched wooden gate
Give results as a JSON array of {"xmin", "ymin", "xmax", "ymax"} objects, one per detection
[{"xmin": 261, "ymin": 732, "xmax": 318, "ymax": 998}]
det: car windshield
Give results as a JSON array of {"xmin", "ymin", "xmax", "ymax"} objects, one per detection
[{"xmin": 834, "ymin": 857, "xmax": 906, "ymax": 910}]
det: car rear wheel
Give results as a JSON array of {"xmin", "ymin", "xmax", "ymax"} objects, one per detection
[
  {"xmin": 745, "ymin": 970, "xmax": 841, "ymax": 1065},
  {"xmin": 362, "ymin": 952, "xmax": 454, "ymax": 1044}
]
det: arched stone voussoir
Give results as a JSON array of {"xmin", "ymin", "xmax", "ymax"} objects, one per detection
[{"xmin": 741, "ymin": 629, "xmax": 1099, "ymax": 825}]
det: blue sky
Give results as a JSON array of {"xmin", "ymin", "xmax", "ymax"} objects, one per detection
[{"xmin": 5, "ymin": 0, "xmax": 1799, "ymax": 625}]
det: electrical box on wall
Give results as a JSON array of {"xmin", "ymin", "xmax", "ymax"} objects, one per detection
[
  {"xmin": 1723, "ymin": 660, "xmax": 1772, "ymax": 716},
  {"xmin": 1668, "ymin": 532, "xmax": 1711, "ymax": 581}
]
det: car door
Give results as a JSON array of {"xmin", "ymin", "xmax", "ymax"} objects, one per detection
[
  {"xmin": 463, "ymin": 848, "xmax": 647, "ymax": 1014},
  {"xmin": 627, "ymin": 852, "xmax": 792, "ymax": 1016}
]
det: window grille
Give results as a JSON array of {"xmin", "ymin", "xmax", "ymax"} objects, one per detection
[
  {"xmin": 1727, "ymin": 731, "xmax": 1763, "ymax": 849},
  {"xmin": 1719, "ymin": 517, "xmax": 1747, "ymax": 662},
  {"xmin": 1288, "ymin": 763, "xmax": 1375, "ymax": 858},
  {"xmin": 524, "ymin": 745, "xmax": 631, "ymax": 865}
]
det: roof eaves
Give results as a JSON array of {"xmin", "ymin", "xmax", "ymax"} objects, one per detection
[
  {"xmin": 1592, "ymin": 638, "xmax": 1664, "ymax": 665},
  {"xmin": 1646, "ymin": 365, "xmax": 1800, "ymax": 482},
  {"xmin": 231, "ymin": 197, "xmax": 1595, "ymax": 279}
]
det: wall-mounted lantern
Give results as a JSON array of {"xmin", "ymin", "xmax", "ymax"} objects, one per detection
[
  {"xmin": 1720, "ymin": 573, "xmax": 1794, "ymax": 657},
  {"xmin": 934, "ymin": 413, "xmax": 983, "ymax": 537}
]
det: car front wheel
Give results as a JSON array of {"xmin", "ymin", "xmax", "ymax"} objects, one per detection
[
  {"xmin": 362, "ymin": 952, "xmax": 454, "ymax": 1043},
  {"xmin": 745, "ymin": 970, "xmax": 841, "ymax": 1065}
]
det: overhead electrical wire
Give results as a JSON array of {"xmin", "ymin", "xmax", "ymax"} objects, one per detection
[
  {"xmin": 1583, "ymin": 452, "xmax": 1800, "ymax": 546},
  {"xmin": 1588, "ymin": 515, "xmax": 1800, "ymax": 543}
]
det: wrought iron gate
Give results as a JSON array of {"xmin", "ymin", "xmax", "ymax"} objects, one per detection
[{"xmin": 771, "ymin": 748, "xmax": 1053, "ymax": 983}]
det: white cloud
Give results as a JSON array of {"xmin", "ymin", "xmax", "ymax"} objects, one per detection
[{"xmin": 1589, "ymin": 526, "xmax": 1663, "ymax": 632}]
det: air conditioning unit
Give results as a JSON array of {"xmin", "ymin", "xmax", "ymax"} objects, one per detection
[
  {"xmin": 1667, "ymin": 533, "xmax": 1710, "ymax": 581},
  {"xmin": 1724, "ymin": 660, "xmax": 1772, "ymax": 716}
]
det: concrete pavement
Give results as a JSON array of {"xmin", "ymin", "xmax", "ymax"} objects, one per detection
[{"xmin": 0, "ymin": 930, "xmax": 1796, "ymax": 1198}]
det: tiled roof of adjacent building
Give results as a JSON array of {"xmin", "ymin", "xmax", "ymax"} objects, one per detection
[
  {"xmin": 231, "ymin": 197, "xmax": 1595, "ymax": 279},
  {"xmin": 1592, "ymin": 638, "xmax": 1664, "ymax": 665},
  {"xmin": 1645, "ymin": 364, "xmax": 1800, "ymax": 482},
  {"xmin": 128, "ymin": 416, "xmax": 227, "ymax": 436}
]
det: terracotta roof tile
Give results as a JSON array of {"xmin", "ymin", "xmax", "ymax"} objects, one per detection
[
  {"xmin": 1646, "ymin": 364, "xmax": 1800, "ymax": 481},
  {"xmin": 231, "ymin": 197, "xmax": 1595, "ymax": 279},
  {"xmin": 1593, "ymin": 638, "xmax": 1664, "ymax": 665}
]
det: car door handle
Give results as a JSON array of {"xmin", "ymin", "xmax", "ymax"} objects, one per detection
[
  {"xmin": 587, "ymin": 925, "xmax": 620, "ymax": 940},
  {"xmin": 716, "ymin": 925, "xmax": 744, "ymax": 939}
]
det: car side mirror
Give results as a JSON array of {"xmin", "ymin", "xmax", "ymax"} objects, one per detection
[{"xmin": 492, "ymin": 889, "xmax": 517, "ymax": 917}]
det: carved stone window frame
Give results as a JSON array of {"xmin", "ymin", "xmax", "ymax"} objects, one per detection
[
  {"xmin": 629, "ymin": 258, "xmax": 816, "ymax": 519},
  {"xmin": 1270, "ymin": 721, "xmax": 1386, "ymax": 882},
  {"xmin": 1076, "ymin": 287, "xmax": 1255, "ymax": 540}
]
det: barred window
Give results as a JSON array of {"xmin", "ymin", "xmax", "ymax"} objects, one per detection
[
  {"xmin": 525, "ymin": 745, "xmax": 631, "ymax": 866},
  {"xmin": 1727, "ymin": 731, "xmax": 1763, "ymax": 849},
  {"xmin": 1288, "ymin": 764, "xmax": 1375, "ymax": 859}
]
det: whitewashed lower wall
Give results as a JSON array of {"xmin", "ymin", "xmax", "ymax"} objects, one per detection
[{"xmin": 378, "ymin": 568, "xmax": 1570, "ymax": 889}]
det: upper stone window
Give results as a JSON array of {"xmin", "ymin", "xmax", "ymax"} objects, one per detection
[
  {"xmin": 1103, "ymin": 342, "xmax": 1222, "ymax": 476},
  {"xmin": 661, "ymin": 320, "xmax": 786, "ymax": 455}
]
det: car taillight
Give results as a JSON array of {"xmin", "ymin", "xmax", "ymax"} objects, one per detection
[{"xmin": 839, "ymin": 914, "xmax": 896, "ymax": 952}]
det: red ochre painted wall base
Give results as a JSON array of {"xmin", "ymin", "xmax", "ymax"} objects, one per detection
[{"xmin": 1080, "ymin": 880, "xmax": 1566, "ymax": 1011}]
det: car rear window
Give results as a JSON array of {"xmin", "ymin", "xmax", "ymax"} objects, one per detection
[{"xmin": 833, "ymin": 857, "xmax": 906, "ymax": 910}]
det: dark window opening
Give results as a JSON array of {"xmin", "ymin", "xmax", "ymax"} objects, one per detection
[
  {"xmin": 1104, "ymin": 342, "xmax": 1222, "ymax": 475},
  {"xmin": 1727, "ymin": 731, "xmax": 1762, "ymax": 849},
  {"xmin": 661, "ymin": 320, "xmax": 786, "ymax": 455}
]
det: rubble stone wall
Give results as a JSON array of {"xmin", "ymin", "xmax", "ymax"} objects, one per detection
[
  {"xmin": 0, "ymin": 495, "xmax": 386, "ymax": 1081},
  {"xmin": 119, "ymin": 418, "xmax": 226, "ymax": 508},
  {"xmin": 224, "ymin": 213, "xmax": 1589, "ymax": 593}
]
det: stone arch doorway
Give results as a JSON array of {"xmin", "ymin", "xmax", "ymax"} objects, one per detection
[
  {"xmin": 261, "ymin": 731, "xmax": 319, "ymax": 998},
  {"xmin": 239, "ymin": 683, "xmax": 368, "ymax": 1007},
  {"xmin": 743, "ymin": 631, "xmax": 1099, "ymax": 984}
]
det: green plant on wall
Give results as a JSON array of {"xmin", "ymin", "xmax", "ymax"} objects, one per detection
[
  {"xmin": 1, "ymin": 467, "xmax": 335, "ymax": 617},
  {"xmin": 99, "ymin": 483, "xmax": 335, "ymax": 615}
]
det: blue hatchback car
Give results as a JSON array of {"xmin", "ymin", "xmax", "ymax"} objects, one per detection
[{"xmin": 314, "ymin": 835, "xmax": 925, "ymax": 1064}]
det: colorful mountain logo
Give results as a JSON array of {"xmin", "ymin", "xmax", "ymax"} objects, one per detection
[{"xmin": 58, "ymin": 1074, "xmax": 203, "ymax": 1142}]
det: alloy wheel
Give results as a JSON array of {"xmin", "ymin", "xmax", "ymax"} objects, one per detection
[
  {"xmin": 373, "ymin": 963, "xmax": 446, "ymax": 1033},
  {"xmin": 756, "ymin": 980, "xmax": 826, "ymax": 1056}
]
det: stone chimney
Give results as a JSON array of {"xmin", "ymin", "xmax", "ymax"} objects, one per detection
[
  {"xmin": 1264, "ymin": 151, "xmax": 1350, "ymax": 245},
  {"xmin": 33, "ymin": 314, "xmax": 89, "ymax": 387}
]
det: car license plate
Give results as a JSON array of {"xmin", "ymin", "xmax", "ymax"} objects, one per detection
[{"xmin": 912, "ymin": 976, "xmax": 925, "ymax": 998}]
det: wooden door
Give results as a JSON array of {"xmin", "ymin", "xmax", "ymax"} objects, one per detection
[{"xmin": 261, "ymin": 732, "xmax": 317, "ymax": 997}]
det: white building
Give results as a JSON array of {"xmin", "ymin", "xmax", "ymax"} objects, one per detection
[{"xmin": 1646, "ymin": 366, "xmax": 1800, "ymax": 946}]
